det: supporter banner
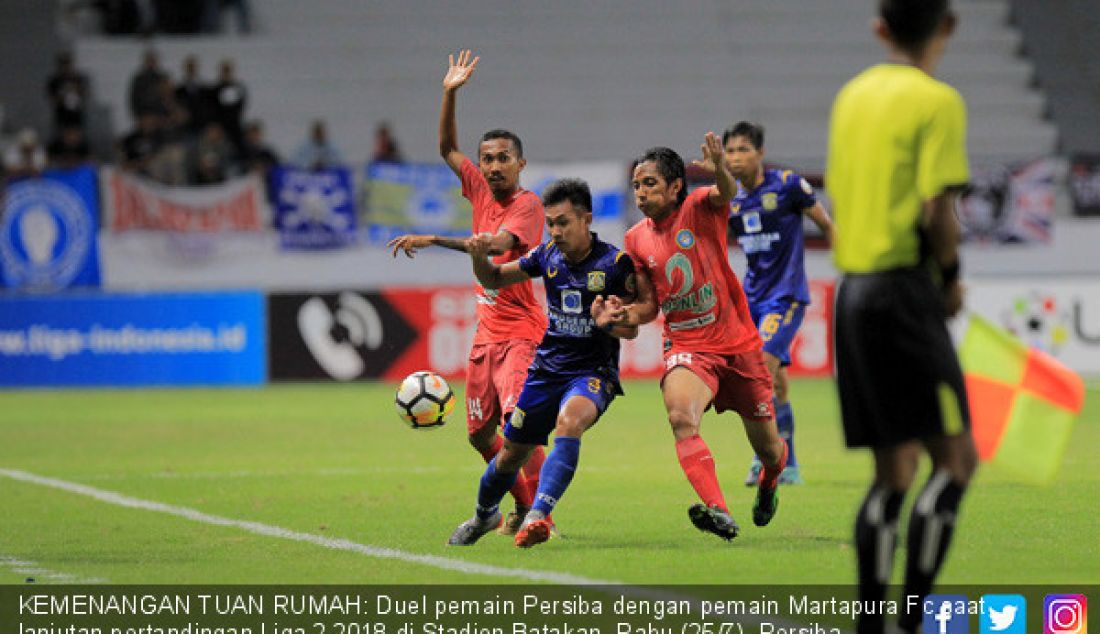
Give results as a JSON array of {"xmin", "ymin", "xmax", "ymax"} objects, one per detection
[
  {"xmin": 362, "ymin": 162, "xmax": 472, "ymax": 244},
  {"xmin": 267, "ymin": 291, "xmax": 418, "ymax": 381},
  {"xmin": 272, "ymin": 167, "xmax": 357, "ymax": 249},
  {"xmin": 958, "ymin": 157, "xmax": 1061, "ymax": 244},
  {"xmin": 965, "ymin": 277, "xmax": 1100, "ymax": 375},
  {"xmin": 102, "ymin": 166, "xmax": 269, "ymax": 232},
  {"xmin": 1069, "ymin": 153, "xmax": 1100, "ymax": 217},
  {"xmin": 0, "ymin": 291, "xmax": 265, "ymax": 386},
  {"xmin": 0, "ymin": 167, "xmax": 101, "ymax": 291}
]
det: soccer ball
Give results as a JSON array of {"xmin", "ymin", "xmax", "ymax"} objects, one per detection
[{"xmin": 395, "ymin": 371, "xmax": 456, "ymax": 429}]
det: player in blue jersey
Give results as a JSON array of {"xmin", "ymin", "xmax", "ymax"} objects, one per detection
[
  {"xmin": 722, "ymin": 121, "xmax": 834, "ymax": 486},
  {"xmin": 447, "ymin": 178, "xmax": 639, "ymax": 549}
]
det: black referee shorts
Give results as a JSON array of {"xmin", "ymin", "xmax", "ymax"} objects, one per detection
[{"xmin": 834, "ymin": 267, "xmax": 970, "ymax": 449}]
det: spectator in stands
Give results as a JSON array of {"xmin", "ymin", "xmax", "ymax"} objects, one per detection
[
  {"xmin": 3, "ymin": 128, "xmax": 48, "ymax": 180},
  {"xmin": 47, "ymin": 125, "xmax": 92, "ymax": 169},
  {"xmin": 202, "ymin": 0, "xmax": 251, "ymax": 34},
  {"xmin": 45, "ymin": 52, "xmax": 90, "ymax": 134},
  {"xmin": 118, "ymin": 112, "xmax": 164, "ymax": 178},
  {"xmin": 175, "ymin": 55, "xmax": 212, "ymax": 137},
  {"xmin": 153, "ymin": 0, "xmax": 202, "ymax": 33},
  {"xmin": 292, "ymin": 119, "xmax": 346, "ymax": 170},
  {"xmin": 238, "ymin": 120, "xmax": 280, "ymax": 174},
  {"xmin": 189, "ymin": 122, "xmax": 235, "ymax": 185},
  {"xmin": 211, "ymin": 59, "xmax": 247, "ymax": 150},
  {"xmin": 128, "ymin": 49, "xmax": 168, "ymax": 122},
  {"xmin": 371, "ymin": 121, "xmax": 404, "ymax": 163}
]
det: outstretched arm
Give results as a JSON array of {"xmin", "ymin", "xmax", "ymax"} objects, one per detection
[
  {"xmin": 387, "ymin": 229, "xmax": 517, "ymax": 258},
  {"xmin": 467, "ymin": 233, "xmax": 530, "ymax": 289},
  {"xmin": 439, "ymin": 49, "xmax": 479, "ymax": 174}
]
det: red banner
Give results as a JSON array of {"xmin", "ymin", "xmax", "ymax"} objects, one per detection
[
  {"xmin": 380, "ymin": 280, "xmax": 835, "ymax": 381},
  {"xmin": 101, "ymin": 167, "xmax": 269, "ymax": 232}
]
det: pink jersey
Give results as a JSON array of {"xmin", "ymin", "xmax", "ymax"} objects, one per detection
[
  {"xmin": 625, "ymin": 187, "xmax": 761, "ymax": 356},
  {"xmin": 459, "ymin": 158, "xmax": 548, "ymax": 345}
]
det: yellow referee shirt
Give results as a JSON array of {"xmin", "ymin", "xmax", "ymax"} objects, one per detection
[{"xmin": 826, "ymin": 63, "xmax": 969, "ymax": 273}]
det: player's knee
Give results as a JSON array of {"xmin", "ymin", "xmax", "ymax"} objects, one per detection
[
  {"xmin": 555, "ymin": 413, "xmax": 588, "ymax": 438},
  {"xmin": 667, "ymin": 409, "xmax": 698, "ymax": 439},
  {"xmin": 495, "ymin": 441, "xmax": 528, "ymax": 473},
  {"xmin": 467, "ymin": 426, "xmax": 496, "ymax": 452}
]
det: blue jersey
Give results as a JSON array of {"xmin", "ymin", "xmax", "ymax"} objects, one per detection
[
  {"xmin": 518, "ymin": 235, "xmax": 635, "ymax": 387},
  {"xmin": 728, "ymin": 169, "xmax": 816, "ymax": 304}
]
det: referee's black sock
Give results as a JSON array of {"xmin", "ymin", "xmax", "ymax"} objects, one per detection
[
  {"xmin": 898, "ymin": 470, "xmax": 966, "ymax": 632},
  {"xmin": 855, "ymin": 483, "xmax": 905, "ymax": 634}
]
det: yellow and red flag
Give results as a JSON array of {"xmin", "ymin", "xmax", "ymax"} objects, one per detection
[{"xmin": 959, "ymin": 314, "xmax": 1086, "ymax": 483}]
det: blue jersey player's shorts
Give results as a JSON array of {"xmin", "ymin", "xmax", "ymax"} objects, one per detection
[
  {"xmin": 503, "ymin": 370, "xmax": 617, "ymax": 446},
  {"xmin": 750, "ymin": 298, "xmax": 806, "ymax": 367}
]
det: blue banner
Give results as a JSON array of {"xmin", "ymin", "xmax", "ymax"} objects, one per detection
[
  {"xmin": 363, "ymin": 161, "xmax": 473, "ymax": 245},
  {"xmin": 272, "ymin": 167, "xmax": 357, "ymax": 249},
  {"xmin": 0, "ymin": 291, "xmax": 266, "ymax": 387},
  {"xmin": 0, "ymin": 167, "xmax": 101, "ymax": 291}
]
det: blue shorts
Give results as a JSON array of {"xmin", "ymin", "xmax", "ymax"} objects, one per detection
[
  {"xmin": 503, "ymin": 371, "xmax": 617, "ymax": 446},
  {"xmin": 750, "ymin": 298, "xmax": 806, "ymax": 367}
]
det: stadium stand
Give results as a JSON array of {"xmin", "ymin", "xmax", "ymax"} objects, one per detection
[{"xmin": 68, "ymin": 0, "xmax": 1055, "ymax": 171}]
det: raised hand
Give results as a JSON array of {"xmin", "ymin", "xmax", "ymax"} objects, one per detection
[
  {"xmin": 387, "ymin": 234, "xmax": 433, "ymax": 258},
  {"xmin": 691, "ymin": 131, "xmax": 725, "ymax": 172},
  {"xmin": 443, "ymin": 49, "xmax": 480, "ymax": 92}
]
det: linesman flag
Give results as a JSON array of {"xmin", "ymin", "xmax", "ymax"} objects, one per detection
[{"xmin": 959, "ymin": 314, "xmax": 1086, "ymax": 483}]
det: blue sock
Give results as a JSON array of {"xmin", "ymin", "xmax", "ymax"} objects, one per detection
[
  {"xmin": 531, "ymin": 437, "xmax": 581, "ymax": 516},
  {"xmin": 476, "ymin": 458, "xmax": 518, "ymax": 520},
  {"xmin": 775, "ymin": 399, "xmax": 797, "ymax": 467}
]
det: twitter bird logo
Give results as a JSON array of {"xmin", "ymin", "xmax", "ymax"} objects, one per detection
[{"xmin": 983, "ymin": 595, "xmax": 1027, "ymax": 634}]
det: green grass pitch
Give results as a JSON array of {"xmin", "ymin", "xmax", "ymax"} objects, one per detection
[{"xmin": 1, "ymin": 378, "xmax": 1097, "ymax": 585}]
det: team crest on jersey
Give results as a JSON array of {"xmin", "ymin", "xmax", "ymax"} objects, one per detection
[
  {"xmin": 675, "ymin": 229, "xmax": 695, "ymax": 249},
  {"xmin": 762, "ymin": 193, "xmax": 778, "ymax": 211},
  {"xmin": 587, "ymin": 271, "xmax": 606, "ymax": 291},
  {"xmin": 754, "ymin": 401, "xmax": 772, "ymax": 418},
  {"xmin": 587, "ymin": 378, "xmax": 601, "ymax": 394},
  {"xmin": 647, "ymin": 256, "xmax": 657, "ymax": 268},
  {"xmin": 730, "ymin": 203, "xmax": 741, "ymax": 214},
  {"xmin": 800, "ymin": 177, "xmax": 814, "ymax": 195},
  {"xmin": 511, "ymin": 408, "xmax": 526, "ymax": 429}
]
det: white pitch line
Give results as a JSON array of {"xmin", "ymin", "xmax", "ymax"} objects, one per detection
[
  {"xmin": 0, "ymin": 468, "xmax": 616, "ymax": 586},
  {"xmin": 0, "ymin": 555, "xmax": 106, "ymax": 584}
]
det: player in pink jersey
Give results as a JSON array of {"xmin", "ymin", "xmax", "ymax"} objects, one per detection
[
  {"xmin": 388, "ymin": 50, "xmax": 549, "ymax": 535},
  {"xmin": 595, "ymin": 135, "xmax": 788, "ymax": 540}
]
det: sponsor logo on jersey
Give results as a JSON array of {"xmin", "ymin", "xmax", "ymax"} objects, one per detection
[
  {"xmin": 730, "ymin": 203, "xmax": 741, "ymax": 214},
  {"xmin": 587, "ymin": 270, "xmax": 606, "ymax": 291},
  {"xmin": 561, "ymin": 289, "xmax": 583, "ymax": 314},
  {"xmin": 743, "ymin": 211, "xmax": 763, "ymax": 233},
  {"xmin": 762, "ymin": 192, "xmax": 778, "ymax": 211},
  {"xmin": 510, "ymin": 407, "xmax": 525, "ymax": 429},
  {"xmin": 675, "ymin": 229, "xmax": 695, "ymax": 249}
]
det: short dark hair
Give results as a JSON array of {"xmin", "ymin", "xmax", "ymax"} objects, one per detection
[
  {"xmin": 722, "ymin": 121, "xmax": 765, "ymax": 150},
  {"xmin": 479, "ymin": 129, "xmax": 524, "ymax": 158},
  {"xmin": 879, "ymin": 0, "xmax": 950, "ymax": 52},
  {"xmin": 541, "ymin": 178, "xmax": 592, "ymax": 214},
  {"xmin": 633, "ymin": 147, "xmax": 686, "ymax": 205}
]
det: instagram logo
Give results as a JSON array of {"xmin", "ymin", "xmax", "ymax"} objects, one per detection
[{"xmin": 1045, "ymin": 595, "xmax": 1087, "ymax": 634}]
